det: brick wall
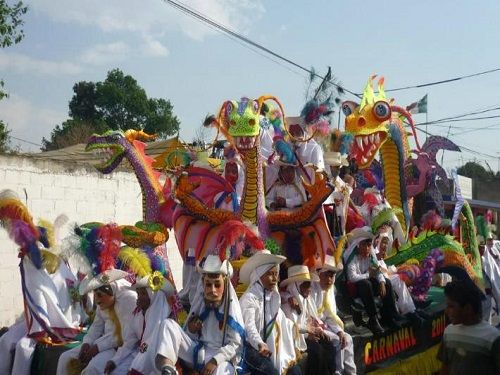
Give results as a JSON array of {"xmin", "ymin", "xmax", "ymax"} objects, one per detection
[{"xmin": 0, "ymin": 154, "xmax": 183, "ymax": 326}]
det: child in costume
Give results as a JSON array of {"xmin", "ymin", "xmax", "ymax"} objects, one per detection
[
  {"xmin": 266, "ymin": 163, "xmax": 307, "ymax": 211},
  {"xmin": 281, "ymin": 265, "xmax": 336, "ymax": 375},
  {"xmin": 239, "ymin": 250, "xmax": 301, "ymax": 375},
  {"xmin": 311, "ymin": 255, "xmax": 356, "ymax": 375},
  {"xmin": 56, "ymin": 223, "xmax": 137, "ymax": 375},
  {"xmin": 56, "ymin": 270, "xmax": 137, "ymax": 375},
  {"xmin": 155, "ymin": 255, "xmax": 244, "ymax": 375},
  {"xmin": 0, "ymin": 191, "xmax": 80, "ymax": 375}
]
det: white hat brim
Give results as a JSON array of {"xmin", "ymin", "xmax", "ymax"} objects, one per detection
[
  {"xmin": 280, "ymin": 272, "xmax": 319, "ymax": 288},
  {"xmin": 79, "ymin": 269, "xmax": 129, "ymax": 295},
  {"xmin": 239, "ymin": 252, "xmax": 286, "ymax": 285}
]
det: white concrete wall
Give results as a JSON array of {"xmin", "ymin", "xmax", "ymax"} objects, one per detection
[{"xmin": 0, "ymin": 154, "xmax": 183, "ymax": 327}]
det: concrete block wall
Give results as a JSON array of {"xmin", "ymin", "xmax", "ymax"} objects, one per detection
[{"xmin": 0, "ymin": 154, "xmax": 183, "ymax": 326}]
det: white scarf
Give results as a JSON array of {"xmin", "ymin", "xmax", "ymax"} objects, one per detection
[
  {"xmin": 131, "ymin": 288, "xmax": 172, "ymax": 373},
  {"xmin": 243, "ymin": 264, "xmax": 297, "ymax": 372}
]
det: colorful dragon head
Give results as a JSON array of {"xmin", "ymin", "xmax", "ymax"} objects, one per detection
[
  {"xmin": 342, "ymin": 76, "xmax": 416, "ymax": 169},
  {"xmin": 85, "ymin": 130, "xmax": 156, "ymax": 173},
  {"xmin": 217, "ymin": 95, "xmax": 285, "ymax": 152}
]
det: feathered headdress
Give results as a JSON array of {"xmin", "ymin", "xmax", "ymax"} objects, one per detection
[
  {"xmin": 300, "ymin": 67, "xmax": 344, "ymax": 136},
  {"xmin": 216, "ymin": 220, "xmax": 265, "ymax": 261},
  {"xmin": 0, "ymin": 190, "xmax": 43, "ymax": 268}
]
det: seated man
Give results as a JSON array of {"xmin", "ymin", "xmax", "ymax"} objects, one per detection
[
  {"xmin": 56, "ymin": 269, "xmax": 137, "ymax": 375},
  {"xmin": 155, "ymin": 255, "xmax": 244, "ymax": 375},
  {"xmin": 266, "ymin": 163, "xmax": 306, "ymax": 211},
  {"xmin": 344, "ymin": 227, "xmax": 401, "ymax": 334},
  {"xmin": 239, "ymin": 250, "xmax": 301, "ymax": 375},
  {"xmin": 281, "ymin": 265, "xmax": 336, "ymax": 375},
  {"xmin": 213, "ymin": 158, "xmax": 242, "ymax": 212},
  {"xmin": 311, "ymin": 255, "xmax": 356, "ymax": 375}
]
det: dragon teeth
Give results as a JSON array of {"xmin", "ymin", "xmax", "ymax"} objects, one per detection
[
  {"xmin": 363, "ymin": 136, "xmax": 369, "ymax": 146},
  {"xmin": 369, "ymin": 134, "xmax": 374, "ymax": 143},
  {"xmin": 374, "ymin": 133, "xmax": 380, "ymax": 143},
  {"xmin": 356, "ymin": 137, "xmax": 364, "ymax": 151}
]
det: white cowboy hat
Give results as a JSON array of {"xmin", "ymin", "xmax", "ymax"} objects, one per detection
[
  {"xmin": 348, "ymin": 226, "xmax": 374, "ymax": 245},
  {"xmin": 316, "ymin": 254, "xmax": 340, "ymax": 274},
  {"xmin": 198, "ymin": 254, "xmax": 233, "ymax": 276},
  {"xmin": 324, "ymin": 151, "xmax": 349, "ymax": 167},
  {"xmin": 239, "ymin": 250, "xmax": 286, "ymax": 285},
  {"xmin": 280, "ymin": 264, "xmax": 319, "ymax": 287},
  {"xmin": 132, "ymin": 273, "xmax": 175, "ymax": 296},
  {"xmin": 79, "ymin": 268, "xmax": 129, "ymax": 295}
]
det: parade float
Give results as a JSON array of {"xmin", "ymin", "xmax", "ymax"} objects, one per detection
[{"xmin": 78, "ymin": 77, "xmax": 482, "ymax": 373}]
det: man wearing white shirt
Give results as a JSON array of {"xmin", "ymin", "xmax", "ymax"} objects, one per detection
[{"xmin": 346, "ymin": 233, "xmax": 401, "ymax": 334}]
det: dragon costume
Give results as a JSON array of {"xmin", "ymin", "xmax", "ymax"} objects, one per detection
[
  {"xmin": 173, "ymin": 96, "xmax": 336, "ymax": 267},
  {"xmin": 342, "ymin": 77, "xmax": 483, "ymax": 289}
]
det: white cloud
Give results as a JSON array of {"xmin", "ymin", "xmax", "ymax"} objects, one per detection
[
  {"xmin": 0, "ymin": 94, "xmax": 66, "ymax": 149},
  {"xmin": 31, "ymin": 0, "xmax": 265, "ymax": 41},
  {"xmin": 81, "ymin": 42, "xmax": 130, "ymax": 66},
  {"xmin": 142, "ymin": 36, "xmax": 169, "ymax": 57},
  {"xmin": 0, "ymin": 51, "xmax": 82, "ymax": 76}
]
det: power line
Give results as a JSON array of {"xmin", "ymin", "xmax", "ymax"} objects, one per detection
[
  {"xmin": 386, "ymin": 67, "xmax": 500, "ymax": 93},
  {"xmin": 161, "ymin": 0, "xmax": 361, "ymax": 98}
]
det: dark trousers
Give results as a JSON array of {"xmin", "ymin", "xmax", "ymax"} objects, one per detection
[
  {"xmin": 244, "ymin": 343, "xmax": 302, "ymax": 375},
  {"xmin": 305, "ymin": 338, "xmax": 336, "ymax": 375},
  {"xmin": 355, "ymin": 277, "xmax": 398, "ymax": 319}
]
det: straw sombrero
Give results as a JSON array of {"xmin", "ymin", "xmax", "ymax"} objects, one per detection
[{"xmin": 280, "ymin": 264, "xmax": 319, "ymax": 287}]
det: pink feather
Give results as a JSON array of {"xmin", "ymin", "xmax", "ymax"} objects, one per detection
[{"xmin": 97, "ymin": 223, "xmax": 122, "ymax": 272}]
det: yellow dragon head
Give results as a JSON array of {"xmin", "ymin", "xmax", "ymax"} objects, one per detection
[{"xmin": 342, "ymin": 76, "xmax": 393, "ymax": 169}]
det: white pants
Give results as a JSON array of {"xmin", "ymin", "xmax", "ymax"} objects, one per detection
[
  {"xmin": 0, "ymin": 321, "xmax": 29, "ymax": 374},
  {"xmin": 157, "ymin": 319, "xmax": 234, "ymax": 375},
  {"xmin": 56, "ymin": 344, "xmax": 116, "ymax": 375},
  {"xmin": 388, "ymin": 275, "xmax": 416, "ymax": 315},
  {"xmin": 113, "ymin": 350, "xmax": 136, "ymax": 375}
]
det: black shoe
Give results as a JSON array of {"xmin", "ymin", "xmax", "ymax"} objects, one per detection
[
  {"xmin": 415, "ymin": 309, "xmax": 433, "ymax": 320},
  {"xmin": 381, "ymin": 317, "xmax": 403, "ymax": 330},
  {"xmin": 414, "ymin": 299, "xmax": 432, "ymax": 309},
  {"xmin": 368, "ymin": 317, "xmax": 384, "ymax": 335},
  {"xmin": 352, "ymin": 310, "xmax": 364, "ymax": 327},
  {"xmin": 406, "ymin": 312, "xmax": 424, "ymax": 328}
]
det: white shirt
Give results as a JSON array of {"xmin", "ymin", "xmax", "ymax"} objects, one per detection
[
  {"xmin": 266, "ymin": 182, "xmax": 306, "ymax": 209},
  {"xmin": 347, "ymin": 254, "xmax": 384, "ymax": 283}
]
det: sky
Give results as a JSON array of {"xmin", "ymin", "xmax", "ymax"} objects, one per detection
[{"xmin": 1, "ymin": 0, "xmax": 500, "ymax": 172}]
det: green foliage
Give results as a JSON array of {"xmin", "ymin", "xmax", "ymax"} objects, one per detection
[
  {"xmin": 457, "ymin": 161, "xmax": 495, "ymax": 180},
  {"xmin": 0, "ymin": 120, "xmax": 11, "ymax": 152},
  {"xmin": 45, "ymin": 69, "xmax": 181, "ymax": 150},
  {"xmin": 0, "ymin": 1, "xmax": 27, "ymax": 135},
  {"xmin": 0, "ymin": 1, "xmax": 27, "ymax": 48},
  {"xmin": 41, "ymin": 119, "xmax": 108, "ymax": 151}
]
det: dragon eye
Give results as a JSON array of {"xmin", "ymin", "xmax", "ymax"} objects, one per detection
[
  {"xmin": 342, "ymin": 101, "xmax": 357, "ymax": 117},
  {"xmin": 372, "ymin": 101, "xmax": 391, "ymax": 120},
  {"xmin": 252, "ymin": 100, "xmax": 259, "ymax": 113},
  {"xmin": 225, "ymin": 102, "xmax": 234, "ymax": 116}
]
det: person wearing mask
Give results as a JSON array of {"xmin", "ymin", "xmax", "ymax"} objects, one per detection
[{"xmin": 155, "ymin": 255, "xmax": 244, "ymax": 375}]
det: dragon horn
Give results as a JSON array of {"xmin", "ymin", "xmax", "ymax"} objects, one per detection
[
  {"xmin": 391, "ymin": 105, "xmax": 422, "ymax": 151},
  {"xmin": 124, "ymin": 129, "xmax": 157, "ymax": 143}
]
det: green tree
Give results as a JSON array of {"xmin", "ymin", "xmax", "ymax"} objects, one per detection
[
  {"xmin": 0, "ymin": 120, "xmax": 11, "ymax": 152},
  {"xmin": 44, "ymin": 68, "xmax": 181, "ymax": 150},
  {"xmin": 457, "ymin": 161, "xmax": 495, "ymax": 180},
  {"xmin": 0, "ymin": 1, "xmax": 28, "ymax": 148},
  {"xmin": 41, "ymin": 119, "xmax": 107, "ymax": 151}
]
